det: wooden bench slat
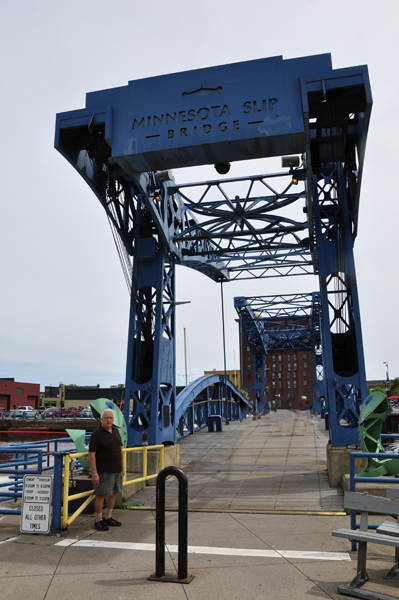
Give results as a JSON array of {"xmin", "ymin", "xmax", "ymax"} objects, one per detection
[
  {"xmin": 344, "ymin": 492, "xmax": 399, "ymax": 516},
  {"xmin": 376, "ymin": 522, "xmax": 399, "ymax": 537},
  {"xmin": 386, "ymin": 488, "xmax": 399, "ymax": 500},
  {"xmin": 333, "ymin": 528, "xmax": 399, "ymax": 548}
]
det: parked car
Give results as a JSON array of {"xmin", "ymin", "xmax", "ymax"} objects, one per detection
[
  {"xmin": 13, "ymin": 406, "xmax": 39, "ymax": 418},
  {"xmin": 41, "ymin": 407, "xmax": 79, "ymax": 419},
  {"xmin": 66, "ymin": 407, "xmax": 80, "ymax": 417},
  {"xmin": 78, "ymin": 407, "xmax": 94, "ymax": 418}
]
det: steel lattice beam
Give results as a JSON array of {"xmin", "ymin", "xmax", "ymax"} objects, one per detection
[{"xmin": 235, "ymin": 293, "xmax": 326, "ymax": 414}]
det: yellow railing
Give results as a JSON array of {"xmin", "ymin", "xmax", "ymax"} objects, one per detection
[{"xmin": 62, "ymin": 444, "xmax": 164, "ymax": 529}]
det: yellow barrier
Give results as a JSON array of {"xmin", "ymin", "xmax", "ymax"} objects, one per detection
[{"xmin": 62, "ymin": 445, "xmax": 164, "ymax": 529}]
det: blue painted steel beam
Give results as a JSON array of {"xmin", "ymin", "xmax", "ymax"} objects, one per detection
[
  {"xmin": 310, "ymin": 165, "xmax": 368, "ymax": 445},
  {"xmin": 311, "ymin": 292, "xmax": 325, "ymax": 415},
  {"xmin": 300, "ymin": 64, "xmax": 372, "ymax": 443}
]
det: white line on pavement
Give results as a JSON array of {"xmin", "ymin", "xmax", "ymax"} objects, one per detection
[
  {"xmin": 55, "ymin": 538, "xmax": 350, "ymax": 561},
  {"xmin": 0, "ymin": 536, "xmax": 19, "ymax": 545}
]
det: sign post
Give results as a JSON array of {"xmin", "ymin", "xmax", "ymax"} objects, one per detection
[{"xmin": 20, "ymin": 475, "xmax": 52, "ymax": 534}]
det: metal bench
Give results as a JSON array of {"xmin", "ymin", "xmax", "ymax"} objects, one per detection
[{"xmin": 332, "ymin": 490, "xmax": 399, "ymax": 598}]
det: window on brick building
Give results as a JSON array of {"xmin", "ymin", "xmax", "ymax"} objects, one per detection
[
  {"xmin": 287, "ymin": 392, "xmax": 291, "ymax": 398},
  {"xmin": 287, "ymin": 372, "xmax": 290, "ymax": 379},
  {"xmin": 293, "ymin": 372, "xmax": 297, "ymax": 379},
  {"xmin": 272, "ymin": 364, "xmax": 276, "ymax": 372},
  {"xmin": 247, "ymin": 375, "xmax": 251, "ymax": 381},
  {"xmin": 303, "ymin": 353, "xmax": 307, "ymax": 359},
  {"xmin": 303, "ymin": 371, "xmax": 307, "ymax": 377},
  {"xmin": 16, "ymin": 388, "xmax": 23, "ymax": 395},
  {"xmin": 303, "ymin": 380, "xmax": 307, "ymax": 386},
  {"xmin": 272, "ymin": 382, "xmax": 276, "ymax": 390},
  {"xmin": 247, "ymin": 365, "xmax": 251, "ymax": 370},
  {"xmin": 272, "ymin": 355, "xmax": 276, "ymax": 362},
  {"xmin": 247, "ymin": 346, "xmax": 250, "ymax": 351},
  {"xmin": 293, "ymin": 380, "xmax": 297, "ymax": 388},
  {"xmin": 278, "ymin": 364, "xmax": 282, "ymax": 372},
  {"xmin": 278, "ymin": 355, "xmax": 282, "ymax": 362},
  {"xmin": 247, "ymin": 356, "xmax": 251, "ymax": 361},
  {"xmin": 293, "ymin": 354, "xmax": 297, "ymax": 362},
  {"xmin": 278, "ymin": 381, "xmax": 282, "ymax": 389},
  {"xmin": 272, "ymin": 373, "xmax": 275, "ymax": 380},
  {"xmin": 304, "ymin": 362, "xmax": 308, "ymax": 368},
  {"xmin": 287, "ymin": 354, "xmax": 291, "ymax": 362},
  {"xmin": 294, "ymin": 363, "xmax": 297, "ymax": 371},
  {"xmin": 278, "ymin": 373, "xmax": 281, "ymax": 379},
  {"xmin": 287, "ymin": 381, "xmax": 291, "ymax": 389},
  {"xmin": 287, "ymin": 363, "xmax": 291, "ymax": 371}
]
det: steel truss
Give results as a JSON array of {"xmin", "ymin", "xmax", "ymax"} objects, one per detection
[
  {"xmin": 172, "ymin": 172, "xmax": 312, "ymax": 280},
  {"xmin": 235, "ymin": 294, "xmax": 326, "ymax": 414}
]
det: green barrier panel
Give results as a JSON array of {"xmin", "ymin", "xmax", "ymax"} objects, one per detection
[
  {"xmin": 357, "ymin": 391, "xmax": 399, "ymax": 477},
  {"xmin": 66, "ymin": 429, "xmax": 90, "ymax": 471}
]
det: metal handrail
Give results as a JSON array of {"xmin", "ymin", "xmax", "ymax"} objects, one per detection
[{"xmin": 61, "ymin": 444, "xmax": 164, "ymax": 529}]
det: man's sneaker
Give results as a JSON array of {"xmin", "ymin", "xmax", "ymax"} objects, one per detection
[
  {"xmin": 103, "ymin": 516, "xmax": 122, "ymax": 527},
  {"xmin": 94, "ymin": 519, "xmax": 109, "ymax": 531}
]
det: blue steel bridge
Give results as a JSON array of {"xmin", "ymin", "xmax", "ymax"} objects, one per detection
[{"xmin": 55, "ymin": 53, "xmax": 372, "ymax": 449}]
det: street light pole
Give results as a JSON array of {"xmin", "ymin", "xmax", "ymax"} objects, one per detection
[{"xmin": 384, "ymin": 361, "xmax": 390, "ymax": 397}]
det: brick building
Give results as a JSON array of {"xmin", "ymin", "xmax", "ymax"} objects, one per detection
[
  {"xmin": 0, "ymin": 378, "xmax": 41, "ymax": 411},
  {"xmin": 240, "ymin": 330, "xmax": 315, "ymax": 411}
]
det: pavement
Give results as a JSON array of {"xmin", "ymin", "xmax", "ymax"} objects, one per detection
[{"xmin": 1, "ymin": 410, "xmax": 399, "ymax": 600}]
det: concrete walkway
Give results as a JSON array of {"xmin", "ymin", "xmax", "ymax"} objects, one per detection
[{"xmin": 1, "ymin": 410, "xmax": 399, "ymax": 600}]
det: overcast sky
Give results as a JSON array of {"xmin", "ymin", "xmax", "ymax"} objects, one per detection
[{"xmin": 1, "ymin": 0, "xmax": 398, "ymax": 389}]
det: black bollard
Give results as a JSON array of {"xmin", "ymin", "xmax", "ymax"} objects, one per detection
[{"xmin": 148, "ymin": 466, "xmax": 194, "ymax": 584}]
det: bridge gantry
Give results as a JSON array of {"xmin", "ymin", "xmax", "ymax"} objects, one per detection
[
  {"xmin": 55, "ymin": 53, "xmax": 372, "ymax": 447},
  {"xmin": 234, "ymin": 293, "xmax": 325, "ymax": 417}
]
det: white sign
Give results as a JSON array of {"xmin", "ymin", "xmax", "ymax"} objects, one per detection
[{"xmin": 20, "ymin": 475, "xmax": 52, "ymax": 534}]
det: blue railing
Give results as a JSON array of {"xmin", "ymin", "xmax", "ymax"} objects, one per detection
[
  {"xmin": 175, "ymin": 374, "xmax": 250, "ymax": 439},
  {"xmin": 0, "ymin": 434, "xmax": 91, "ymax": 518},
  {"xmin": 0, "ymin": 448, "xmax": 44, "ymax": 514}
]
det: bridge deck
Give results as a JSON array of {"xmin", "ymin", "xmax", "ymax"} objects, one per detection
[{"xmin": 135, "ymin": 409, "xmax": 343, "ymax": 513}]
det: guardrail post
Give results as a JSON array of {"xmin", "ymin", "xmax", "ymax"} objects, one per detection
[
  {"xmin": 148, "ymin": 466, "xmax": 194, "ymax": 584},
  {"xmin": 52, "ymin": 452, "xmax": 65, "ymax": 535}
]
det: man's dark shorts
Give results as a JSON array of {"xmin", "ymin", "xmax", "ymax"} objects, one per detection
[{"xmin": 93, "ymin": 472, "xmax": 123, "ymax": 497}]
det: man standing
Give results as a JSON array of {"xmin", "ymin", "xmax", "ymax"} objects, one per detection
[{"xmin": 88, "ymin": 408, "xmax": 125, "ymax": 531}]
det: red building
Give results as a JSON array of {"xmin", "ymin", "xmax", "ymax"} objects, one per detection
[
  {"xmin": 240, "ymin": 330, "xmax": 315, "ymax": 411},
  {"xmin": 0, "ymin": 378, "xmax": 41, "ymax": 411}
]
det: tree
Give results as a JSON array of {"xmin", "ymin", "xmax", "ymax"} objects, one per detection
[
  {"xmin": 371, "ymin": 383, "xmax": 386, "ymax": 394},
  {"xmin": 389, "ymin": 378, "xmax": 399, "ymax": 398}
]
